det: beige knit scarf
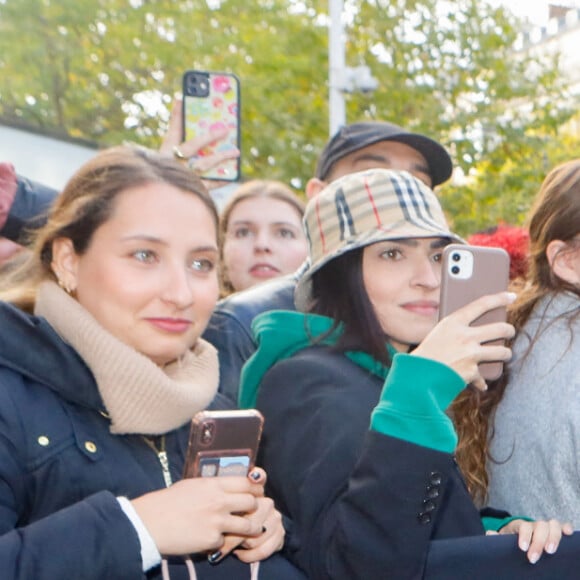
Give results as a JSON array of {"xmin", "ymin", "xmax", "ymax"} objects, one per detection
[{"xmin": 34, "ymin": 281, "xmax": 219, "ymax": 435}]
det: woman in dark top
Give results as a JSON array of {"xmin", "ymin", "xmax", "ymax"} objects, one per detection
[{"xmin": 239, "ymin": 168, "xmax": 576, "ymax": 579}]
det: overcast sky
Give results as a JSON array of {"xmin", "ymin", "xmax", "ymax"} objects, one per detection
[{"xmin": 494, "ymin": 0, "xmax": 580, "ymax": 24}]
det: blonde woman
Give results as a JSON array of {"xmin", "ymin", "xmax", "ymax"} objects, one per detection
[
  {"xmin": 219, "ymin": 180, "xmax": 307, "ymax": 296},
  {"xmin": 0, "ymin": 146, "xmax": 302, "ymax": 580}
]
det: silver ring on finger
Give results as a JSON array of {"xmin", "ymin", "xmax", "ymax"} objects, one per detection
[{"xmin": 173, "ymin": 145, "xmax": 188, "ymax": 161}]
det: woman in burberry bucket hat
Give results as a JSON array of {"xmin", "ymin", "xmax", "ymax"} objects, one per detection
[{"xmin": 239, "ymin": 168, "xmax": 579, "ymax": 579}]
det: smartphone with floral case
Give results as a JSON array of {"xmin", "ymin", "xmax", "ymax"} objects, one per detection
[{"xmin": 182, "ymin": 70, "xmax": 241, "ymax": 181}]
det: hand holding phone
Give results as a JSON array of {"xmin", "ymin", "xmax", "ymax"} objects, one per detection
[
  {"xmin": 182, "ymin": 70, "xmax": 241, "ymax": 182},
  {"xmin": 438, "ymin": 244, "xmax": 511, "ymax": 381},
  {"xmin": 183, "ymin": 409, "xmax": 264, "ymax": 479}
]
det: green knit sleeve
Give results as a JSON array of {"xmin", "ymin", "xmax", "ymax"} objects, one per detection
[
  {"xmin": 370, "ymin": 353, "xmax": 466, "ymax": 453},
  {"xmin": 481, "ymin": 515, "xmax": 534, "ymax": 532}
]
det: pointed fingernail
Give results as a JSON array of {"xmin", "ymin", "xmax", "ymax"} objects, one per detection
[
  {"xmin": 208, "ymin": 550, "xmax": 223, "ymax": 564},
  {"xmin": 546, "ymin": 543, "xmax": 556, "ymax": 554},
  {"xmin": 529, "ymin": 552, "xmax": 540, "ymax": 564}
]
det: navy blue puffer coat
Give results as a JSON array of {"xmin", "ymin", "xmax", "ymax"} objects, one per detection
[{"xmin": 0, "ymin": 302, "xmax": 302, "ymax": 580}]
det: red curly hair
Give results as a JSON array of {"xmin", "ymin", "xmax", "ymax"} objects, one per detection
[{"xmin": 467, "ymin": 224, "xmax": 529, "ymax": 282}]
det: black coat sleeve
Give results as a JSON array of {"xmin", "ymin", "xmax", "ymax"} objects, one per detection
[
  {"xmin": 203, "ymin": 306, "xmax": 257, "ymax": 406},
  {"xmin": 0, "ymin": 491, "xmax": 144, "ymax": 580},
  {"xmin": 203, "ymin": 276, "xmax": 296, "ymax": 405},
  {"xmin": 1, "ymin": 176, "xmax": 57, "ymax": 242}
]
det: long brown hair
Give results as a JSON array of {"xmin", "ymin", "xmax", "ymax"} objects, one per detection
[
  {"xmin": 0, "ymin": 145, "xmax": 217, "ymax": 311},
  {"xmin": 452, "ymin": 159, "xmax": 580, "ymax": 505}
]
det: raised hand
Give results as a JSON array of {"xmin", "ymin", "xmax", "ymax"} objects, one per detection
[
  {"xmin": 159, "ymin": 99, "xmax": 240, "ymax": 190},
  {"xmin": 0, "ymin": 162, "xmax": 18, "ymax": 224},
  {"xmin": 412, "ymin": 291, "xmax": 516, "ymax": 391}
]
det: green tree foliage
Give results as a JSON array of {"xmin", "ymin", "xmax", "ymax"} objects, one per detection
[
  {"xmin": 0, "ymin": 0, "xmax": 330, "ymax": 186},
  {"xmin": 0, "ymin": 0, "xmax": 578, "ymax": 231},
  {"xmin": 348, "ymin": 0, "xmax": 579, "ymax": 234},
  {"xmin": 442, "ymin": 131, "xmax": 580, "ymax": 235}
]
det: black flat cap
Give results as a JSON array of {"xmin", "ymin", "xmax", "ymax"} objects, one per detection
[{"xmin": 315, "ymin": 121, "xmax": 453, "ymax": 186}]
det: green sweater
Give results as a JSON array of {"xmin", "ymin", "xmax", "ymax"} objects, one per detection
[{"xmin": 239, "ymin": 310, "xmax": 464, "ymax": 453}]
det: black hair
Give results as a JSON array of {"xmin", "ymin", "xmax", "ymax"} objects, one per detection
[{"xmin": 309, "ymin": 247, "xmax": 392, "ymax": 366}]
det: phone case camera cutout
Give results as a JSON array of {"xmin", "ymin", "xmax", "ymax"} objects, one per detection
[
  {"xmin": 183, "ymin": 409, "xmax": 264, "ymax": 478},
  {"xmin": 182, "ymin": 70, "xmax": 241, "ymax": 182}
]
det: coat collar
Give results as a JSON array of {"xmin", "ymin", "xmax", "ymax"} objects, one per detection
[{"xmin": 0, "ymin": 300, "xmax": 104, "ymax": 411}]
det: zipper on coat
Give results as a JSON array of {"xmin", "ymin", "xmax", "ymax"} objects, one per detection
[{"xmin": 143, "ymin": 435, "xmax": 173, "ymax": 488}]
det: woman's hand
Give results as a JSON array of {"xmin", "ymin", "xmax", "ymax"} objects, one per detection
[
  {"xmin": 210, "ymin": 468, "xmax": 286, "ymax": 564},
  {"xmin": 159, "ymin": 98, "xmax": 240, "ymax": 190},
  {"xmin": 489, "ymin": 518, "xmax": 574, "ymax": 564},
  {"xmin": 131, "ymin": 474, "xmax": 264, "ymax": 556},
  {"xmin": 0, "ymin": 162, "xmax": 18, "ymax": 226},
  {"xmin": 412, "ymin": 291, "xmax": 516, "ymax": 391},
  {"xmin": 233, "ymin": 496, "xmax": 285, "ymax": 563}
]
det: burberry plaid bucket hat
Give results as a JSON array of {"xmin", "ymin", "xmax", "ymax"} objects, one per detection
[{"xmin": 294, "ymin": 168, "xmax": 464, "ymax": 311}]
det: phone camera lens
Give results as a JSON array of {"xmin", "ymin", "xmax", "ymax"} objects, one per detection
[
  {"xmin": 201, "ymin": 422, "xmax": 215, "ymax": 445},
  {"xmin": 186, "ymin": 73, "xmax": 210, "ymax": 97},
  {"xmin": 452, "ymin": 253, "xmax": 461, "ymax": 262},
  {"xmin": 451, "ymin": 265, "xmax": 460, "ymax": 275}
]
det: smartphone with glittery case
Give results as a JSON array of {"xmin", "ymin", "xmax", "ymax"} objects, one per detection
[
  {"xmin": 182, "ymin": 70, "xmax": 241, "ymax": 181},
  {"xmin": 439, "ymin": 245, "xmax": 510, "ymax": 381},
  {"xmin": 183, "ymin": 410, "xmax": 263, "ymax": 478}
]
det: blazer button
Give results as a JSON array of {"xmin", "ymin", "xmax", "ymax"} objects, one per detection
[
  {"xmin": 426, "ymin": 486, "xmax": 440, "ymax": 499},
  {"xmin": 418, "ymin": 512, "xmax": 432, "ymax": 525},
  {"xmin": 422, "ymin": 499, "xmax": 437, "ymax": 513},
  {"xmin": 429, "ymin": 472, "xmax": 442, "ymax": 486}
]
